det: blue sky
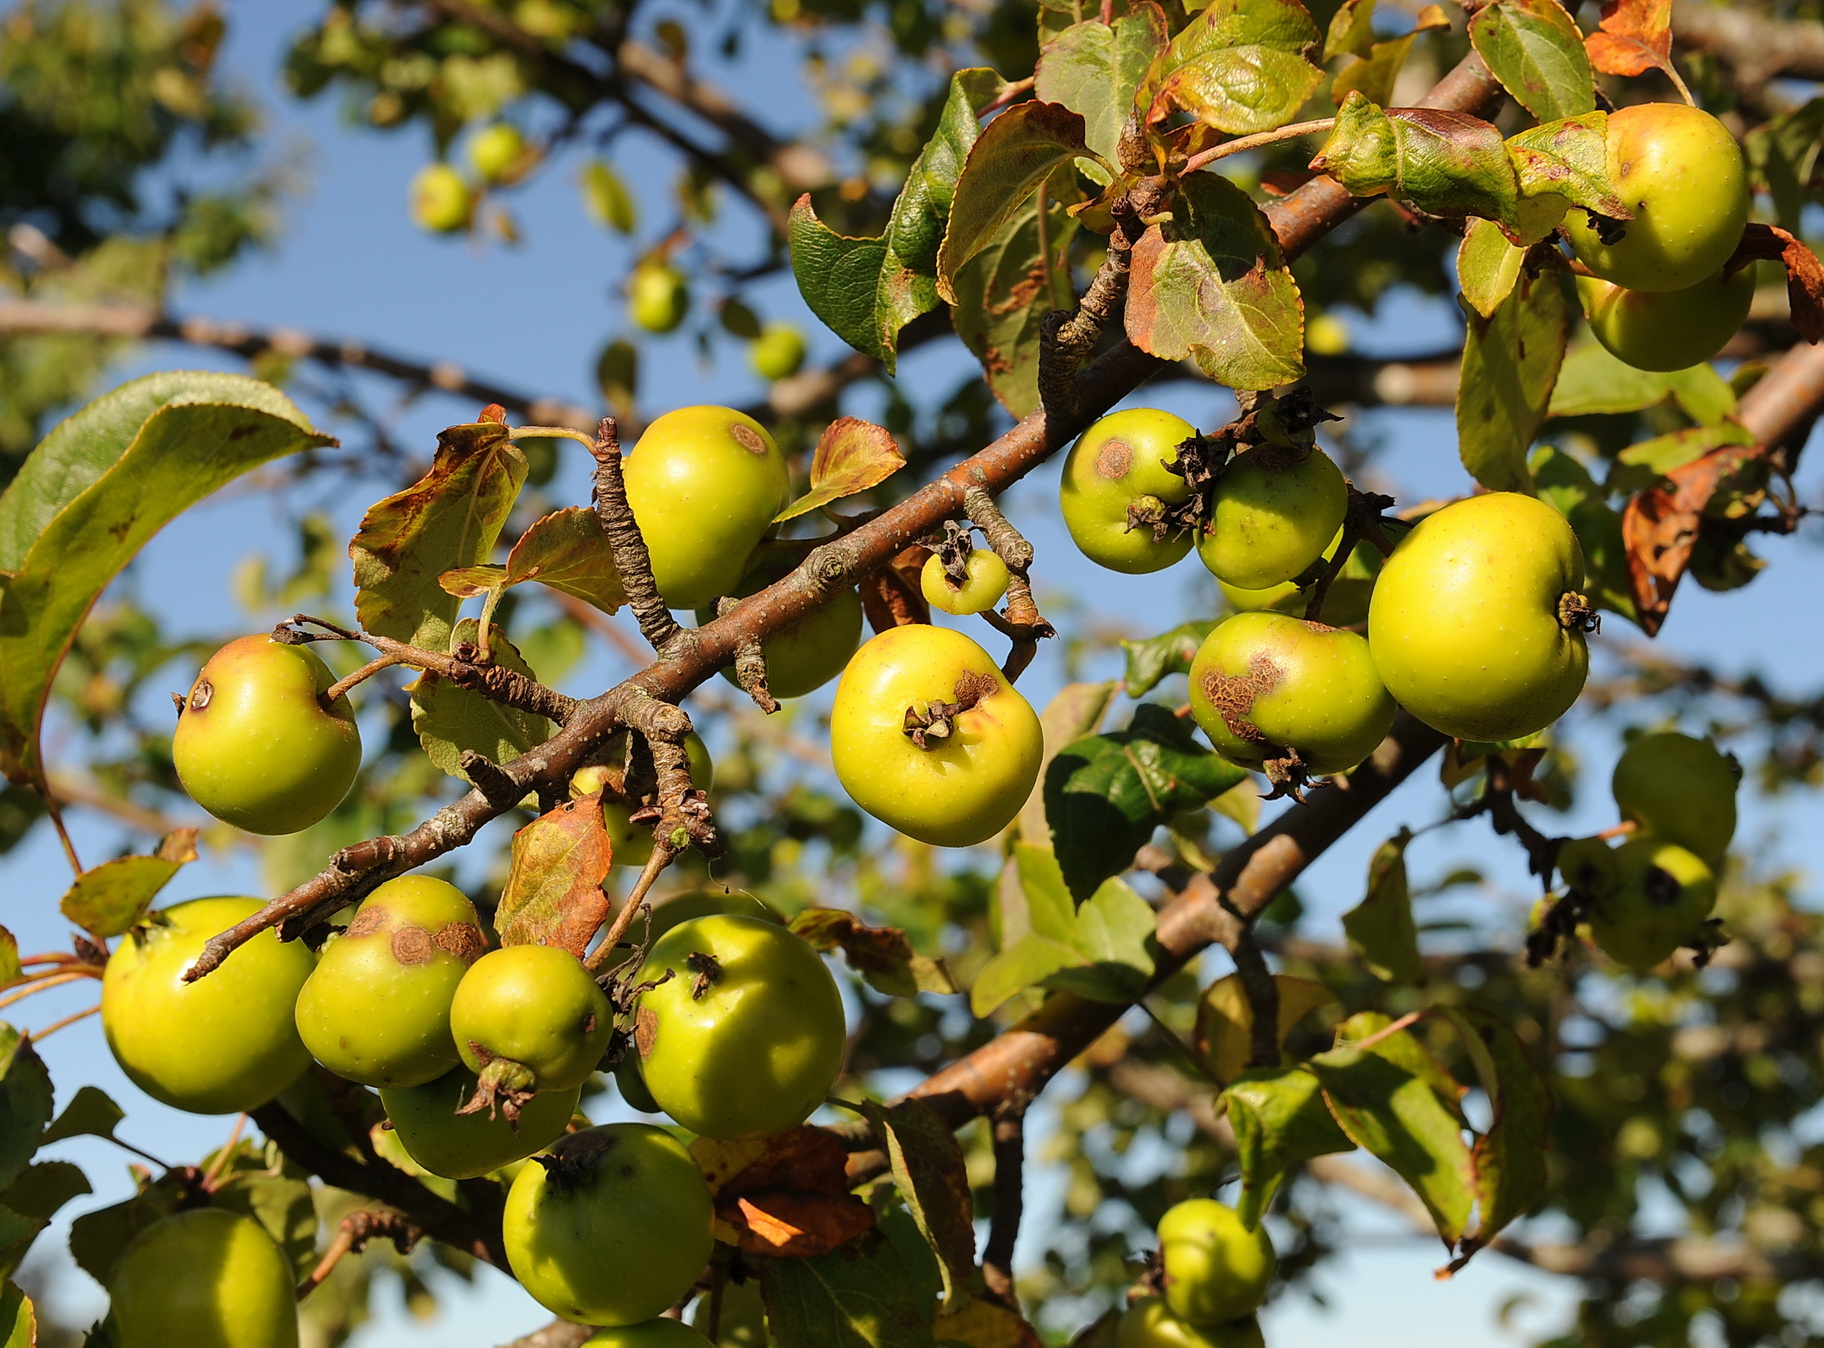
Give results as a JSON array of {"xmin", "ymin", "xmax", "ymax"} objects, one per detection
[{"xmin": 7, "ymin": 2, "xmax": 1824, "ymax": 1343}]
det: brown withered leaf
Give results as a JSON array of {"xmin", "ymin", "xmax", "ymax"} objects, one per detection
[
  {"xmin": 1622, "ymin": 443, "xmax": 1765, "ymax": 636},
  {"xmin": 1584, "ymin": 0, "xmax": 1673, "ymax": 79},
  {"xmin": 790, "ymin": 908, "xmax": 957, "ymax": 997},
  {"xmin": 774, "ymin": 418, "xmax": 906, "ymax": 523},
  {"xmin": 690, "ymin": 1126, "xmax": 876, "ymax": 1259},
  {"xmin": 859, "ymin": 545, "xmax": 932, "ymax": 634},
  {"xmin": 1730, "ymin": 222, "xmax": 1824, "ymax": 344},
  {"xmin": 494, "ymin": 791, "xmax": 613, "ymax": 954}
]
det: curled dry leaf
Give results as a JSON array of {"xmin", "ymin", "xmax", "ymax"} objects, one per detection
[
  {"xmin": 858, "ymin": 544, "xmax": 933, "ymax": 634},
  {"xmin": 1729, "ymin": 222, "xmax": 1824, "ymax": 344},
  {"xmin": 1622, "ymin": 442, "xmax": 1765, "ymax": 636},
  {"xmin": 773, "ymin": 417, "xmax": 906, "ymax": 523},
  {"xmin": 689, "ymin": 1126, "xmax": 875, "ymax": 1258},
  {"xmin": 494, "ymin": 791, "xmax": 614, "ymax": 955},
  {"xmin": 1583, "ymin": 0, "xmax": 1675, "ymax": 80}
]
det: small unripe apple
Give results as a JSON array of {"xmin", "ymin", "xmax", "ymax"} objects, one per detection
[
  {"xmin": 623, "ymin": 406, "xmax": 790, "ymax": 610},
  {"xmin": 172, "ymin": 634, "xmax": 361, "ymax": 836},
  {"xmin": 1577, "ymin": 267, "xmax": 1754, "ymax": 372},
  {"xmin": 572, "ymin": 732, "xmax": 714, "ymax": 869},
  {"xmin": 380, "ymin": 1064, "xmax": 580, "ymax": 1179},
  {"xmin": 1060, "ymin": 408, "xmax": 1199, "ymax": 573},
  {"xmin": 451, "ymin": 945, "xmax": 614, "ymax": 1094},
  {"xmin": 1187, "ymin": 612, "xmax": 1394, "ymax": 776},
  {"xmin": 409, "ymin": 163, "xmax": 472, "ymax": 233},
  {"xmin": 920, "ymin": 549, "xmax": 1010, "ymax": 616},
  {"xmin": 1586, "ymin": 837, "xmax": 1717, "ymax": 970},
  {"xmin": 748, "ymin": 322, "xmax": 807, "ymax": 381},
  {"xmin": 629, "ymin": 262, "xmax": 690, "ymax": 334},
  {"xmin": 1611, "ymin": 731, "xmax": 1738, "ymax": 865},
  {"xmin": 830, "ymin": 624, "xmax": 1043, "ymax": 847},
  {"xmin": 1157, "ymin": 1197, "xmax": 1276, "ymax": 1326},
  {"xmin": 1118, "ymin": 1298, "xmax": 1264, "ymax": 1348},
  {"xmin": 1199, "ymin": 444, "xmax": 1348, "ymax": 591},
  {"xmin": 1564, "ymin": 103, "xmax": 1749, "ymax": 292},
  {"xmin": 697, "ymin": 566, "xmax": 863, "ymax": 700},
  {"xmin": 468, "ymin": 123, "xmax": 527, "ymax": 183},
  {"xmin": 110, "ymin": 1208, "xmax": 299, "ymax": 1348}
]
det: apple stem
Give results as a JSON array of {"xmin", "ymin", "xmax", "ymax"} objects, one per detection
[
  {"xmin": 963, "ymin": 486, "xmax": 1054, "ymax": 682},
  {"xmin": 1180, "ymin": 117, "xmax": 1338, "ymax": 176}
]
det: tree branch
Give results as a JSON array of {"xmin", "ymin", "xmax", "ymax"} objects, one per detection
[{"xmin": 982, "ymin": 1101, "xmax": 1029, "ymax": 1311}]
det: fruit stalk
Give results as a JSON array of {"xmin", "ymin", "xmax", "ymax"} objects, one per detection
[
  {"xmin": 588, "ymin": 417, "xmax": 685, "ymax": 653},
  {"xmin": 963, "ymin": 485, "xmax": 1054, "ymax": 682}
]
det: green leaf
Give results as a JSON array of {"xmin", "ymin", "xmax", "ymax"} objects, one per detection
[
  {"xmin": 580, "ymin": 158, "xmax": 637, "ymax": 234},
  {"xmin": 1435, "ymin": 1006, "xmax": 1553, "ymax": 1255},
  {"xmin": 0, "ymin": 1029, "xmax": 51, "ymax": 1194},
  {"xmin": 791, "ymin": 909, "xmax": 957, "ymax": 998},
  {"xmin": 855, "ymin": 1099, "xmax": 975, "ymax": 1310},
  {"xmin": 1456, "ymin": 270, "xmax": 1568, "ymax": 494},
  {"xmin": 1530, "ymin": 448, "xmax": 1637, "ymax": 622},
  {"xmin": 1015, "ymin": 681, "xmax": 1119, "ymax": 848},
  {"xmin": 1324, "ymin": 0, "xmax": 1376, "ymax": 61},
  {"xmin": 1456, "ymin": 217, "xmax": 1526, "ymax": 320},
  {"xmin": 0, "ymin": 935, "xmax": 16, "ymax": 994},
  {"xmin": 969, "ymin": 932, "xmax": 1082, "ymax": 1019},
  {"xmin": 1034, "ymin": 5, "xmax": 1170, "ymax": 178},
  {"xmin": 1195, "ymin": 973, "xmax": 1339, "ymax": 1087},
  {"xmin": 1547, "ymin": 339, "xmax": 1737, "ymax": 422},
  {"xmin": 1, "ymin": 1160, "xmax": 89, "ymax": 1222},
  {"xmin": 350, "ymin": 417, "xmax": 527, "ymax": 655},
  {"xmin": 57, "ymin": 829, "xmax": 197, "ymax": 942},
  {"xmin": 1341, "ymin": 834, "xmax": 1424, "ymax": 984},
  {"xmin": 1125, "ymin": 174, "xmax": 1305, "ymax": 391},
  {"xmin": 409, "ymin": 618, "xmax": 552, "ymax": 785},
  {"xmin": 950, "ymin": 167, "xmax": 1082, "ymax": 417},
  {"xmin": 0, "ymin": 1281, "xmax": 33, "ymax": 1348},
  {"xmin": 213, "ymin": 1172, "xmax": 319, "ymax": 1280},
  {"xmin": 1334, "ymin": 1011, "xmax": 1466, "ymax": 1118},
  {"xmin": 1120, "ymin": 621, "xmax": 1218, "ymax": 698},
  {"xmin": 1223, "ymin": 1067, "xmax": 1354, "ymax": 1228},
  {"xmin": 1332, "ymin": 15, "xmax": 1446, "ymax": 109},
  {"xmin": 1144, "ymin": 0, "xmax": 1323, "ymax": 136},
  {"xmin": 495, "ymin": 793, "xmax": 613, "ymax": 956},
  {"xmin": 1308, "ymin": 1040, "xmax": 1477, "ymax": 1245},
  {"xmin": 775, "ymin": 418, "xmax": 907, "ymax": 522},
  {"xmin": 1311, "ymin": 92, "xmax": 1518, "ymax": 226},
  {"xmin": 936, "ymin": 100, "xmax": 1101, "ymax": 305},
  {"xmin": 39, "ymin": 1085, "xmax": 123, "ymax": 1146},
  {"xmin": 1505, "ymin": 113, "xmax": 1629, "ymax": 221},
  {"xmin": 759, "ymin": 1231, "xmax": 934, "ymax": 1348},
  {"xmin": 1468, "ymin": 0, "xmax": 1596, "ymax": 124},
  {"xmin": 1744, "ymin": 97, "xmax": 1824, "ymax": 232},
  {"xmin": 0, "ymin": 1215, "xmax": 41, "ymax": 1291},
  {"xmin": 791, "ymin": 68, "xmax": 1009, "ymax": 370},
  {"xmin": 440, "ymin": 506, "xmax": 626, "ymax": 616},
  {"xmin": 0, "ymin": 372, "xmax": 332, "ymax": 787},
  {"xmin": 1605, "ymin": 423, "xmax": 1755, "ymax": 497},
  {"xmin": 1045, "ymin": 876, "xmax": 1157, "ymax": 1003},
  {"xmin": 1043, "ymin": 702, "xmax": 1247, "ymax": 902}
]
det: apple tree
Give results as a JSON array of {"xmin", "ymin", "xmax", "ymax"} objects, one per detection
[{"xmin": 3, "ymin": 1, "xmax": 1824, "ymax": 1345}]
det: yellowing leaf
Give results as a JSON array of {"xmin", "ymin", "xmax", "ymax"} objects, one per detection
[
  {"xmin": 774, "ymin": 418, "xmax": 905, "ymax": 522},
  {"xmin": 1193, "ymin": 973, "xmax": 1338, "ymax": 1086},
  {"xmin": 495, "ymin": 792, "xmax": 613, "ymax": 955}
]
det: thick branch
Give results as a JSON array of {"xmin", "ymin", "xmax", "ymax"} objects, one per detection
[
  {"xmin": 1672, "ymin": 0, "xmax": 1824, "ymax": 84},
  {"xmin": 588, "ymin": 419, "xmax": 684, "ymax": 652}
]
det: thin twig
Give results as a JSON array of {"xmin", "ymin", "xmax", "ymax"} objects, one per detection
[
  {"xmin": 982, "ymin": 1100, "xmax": 1029, "ymax": 1311},
  {"xmin": 27, "ymin": 1004, "xmax": 98, "ymax": 1043},
  {"xmin": 1181, "ymin": 118, "xmax": 1338, "ymax": 175},
  {"xmin": 200, "ymin": 1113, "xmax": 247, "ymax": 1191}
]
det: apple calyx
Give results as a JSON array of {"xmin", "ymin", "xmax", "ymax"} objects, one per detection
[
  {"xmin": 902, "ymin": 671, "xmax": 1000, "ymax": 749},
  {"xmin": 1558, "ymin": 592, "xmax": 1600, "ymax": 633},
  {"xmin": 457, "ymin": 1049, "xmax": 537, "ymax": 1126}
]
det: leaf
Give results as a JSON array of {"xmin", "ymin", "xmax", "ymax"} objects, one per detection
[
  {"xmin": 1605, "ymin": 422, "xmax": 1754, "ymax": 498},
  {"xmin": 1435, "ymin": 1006, "xmax": 1553, "ymax": 1261},
  {"xmin": 790, "ymin": 68, "xmax": 1010, "ymax": 370},
  {"xmin": 409, "ymin": 619, "xmax": 552, "ymax": 785},
  {"xmin": 1125, "ymin": 173, "xmax": 1305, "ymax": 391},
  {"xmin": 1223, "ymin": 1067, "xmax": 1354, "ymax": 1227},
  {"xmin": 212, "ymin": 1172, "xmax": 319, "ymax": 1280},
  {"xmin": 1731, "ymin": 222, "xmax": 1824, "ymax": 345},
  {"xmin": 760, "ymin": 1231, "xmax": 933, "ymax": 1348},
  {"xmin": 57, "ymin": 829, "xmax": 196, "ymax": 941},
  {"xmin": 1043, "ymin": 702, "xmax": 1247, "ymax": 902},
  {"xmin": 1310, "ymin": 93, "xmax": 1519, "ymax": 227},
  {"xmin": 1015, "ymin": 681, "xmax": 1119, "ymax": 848},
  {"xmin": 1622, "ymin": 442, "xmax": 1767, "ymax": 636},
  {"xmin": 1745, "ymin": 98, "xmax": 1824, "ymax": 232},
  {"xmin": 1332, "ymin": 8, "xmax": 1449, "ymax": 108},
  {"xmin": 1547, "ymin": 339, "xmax": 1736, "ymax": 422},
  {"xmin": 580, "ymin": 158, "xmax": 637, "ymax": 234},
  {"xmin": 2, "ymin": 1160, "xmax": 89, "ymax": 1221},
  {"xmin": 949, "ymin": 167, "xmax": 1082, "ymax": 417},
  {"xmin": 775, "ymin": 419, "xmax": 907, "ymax": 522},
  {"xmin": 1047, "ymin": 876, "xmax": 1158, "ymax": 1003},
  {"xmin": 0, "ymin": 935, "xmax": 15, "ymax": 992},
  {"xmin": 440, "ymin": 506, "xmax": 626, "ymax": 615},
  {"xmin": 1468, "ymin": 0, "xmax": 1595, "ymax": 124},
  {"xmin": 1307, "ymin": 1041, "xmax": 1477, "ymax": 1246},
  {"xmin": 1584, "ymin": 0, "xmax": 1674, "ymax": 81},
  {"xmin": 1505, "ymin": 113, "xmax": 1629, "ymax": 222},
  {"xmin": 856, "ymin": 1100, "xmax": 975, "ymax": 1309},
  {"xmin": 1034, "ymin": 5, "xmax": 1170, "ymax": 177},
  {"xmin": 694, "ymin": 1127, "xmax": 876, "ymax": 1260},
  {"xmin": 936, "ymin": 1299, "xmax": 1044, "ymax": 1348},
  {"xmin": 0, "ymin": 1282, "xmax": 32, "ymax": 1348},
  {"xmin": 1324, "ymin": 0, "xmax": 1376, "ymax": 61},
  {"xmin": 1341, "ymin": 834, "xmax": 1425, "ymax": 984},
  {"xmin": 349, "ymin": 416, "xmax": 527, "ymax": 655},
  {"xmin": 791, "ymin": 909, "xmax": 956, "ymax": 997},
  {"xmin": 68, "ymin": 1170, "xmax": 191, "ymax": 1286},
  {"xmin": 1193, "ymin": 974, "xmax": 1338, "ymax": 1087},
  {"xmin": 936, "ymin": 100, "xmax": 1101, "ymax": 304},
  {"xmin": 1456, "ymin": 269, "xmax": 1569, "ymax": 493},
  {"xmin": 0, "ymin": 1030, "xmax": 51, "ymax": 1195},
  {"xmin": 40, "ymin": 1086, "xmax": 123, "ymax": 1147},
  {"xmin": 0, "ymin": 372, "xmax": 333, "ymax": 788},
  {"xmin": 494, "ymin": 792, "xmax": 613, "ymax": 955},
  {"xmin": 1531, "ymin": 448, "xmax": 1637, "ymax": 621},
  {"xmin": 1120, "ymin": 622, "xmax": 1217, "ymax": 698},
  {"xmin": 1144, "ymin": 0, "xmax": 1324, "ymax": 137},
  {"xmin": 1456, "ymin": 218, "xmax": 1525, "ymax": 319}
]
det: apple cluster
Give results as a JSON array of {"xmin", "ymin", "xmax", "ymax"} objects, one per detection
[{"xmin": 1116, "ymin": 1198, "xmax": 1276, "ymax": 1348}]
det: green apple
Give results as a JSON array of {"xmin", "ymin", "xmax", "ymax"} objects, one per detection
[
  {"xmin": 1578, "ymin": 267, "xmax": 1754, "ymax": 372},
  {"xmin": 1157, "ymin": 1197, "xmax": 1276, "ymax": 1325},
  {"xmin": 1060, "ymin": 408, "xmax": 1199, "ymax": 573},
  {"xmin": 1199, "ymin": 444, "xmax": 1348, "ymax": 591},
  {"xmin": 629, "ymin": 262, "xmax": 690, "ymax": 334},
  {"xmin": 920, "ymin": 549, "xmax": 1010, "ymax": 617},
  {"xmin": 1610, "ymin": 730, "xmax": 1738, "ymax": 865},
  {"xmin": 1586, "ymin": 837, "xmax": 1717, "ymax": 970},
  {"xmin": 409, "ymin": 163, "xmax": 471, "ymax": 233},
  {"xmin": 110, "ymin": 1208, "xmax": 299, "ymax": 1348},
  {"xmin": 468, "ymin": 123, "xmax": 527, "ymax": 183},
  {"xmin": 749, "ymin": 323, "xmax": 807, "ymax": 381}
]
